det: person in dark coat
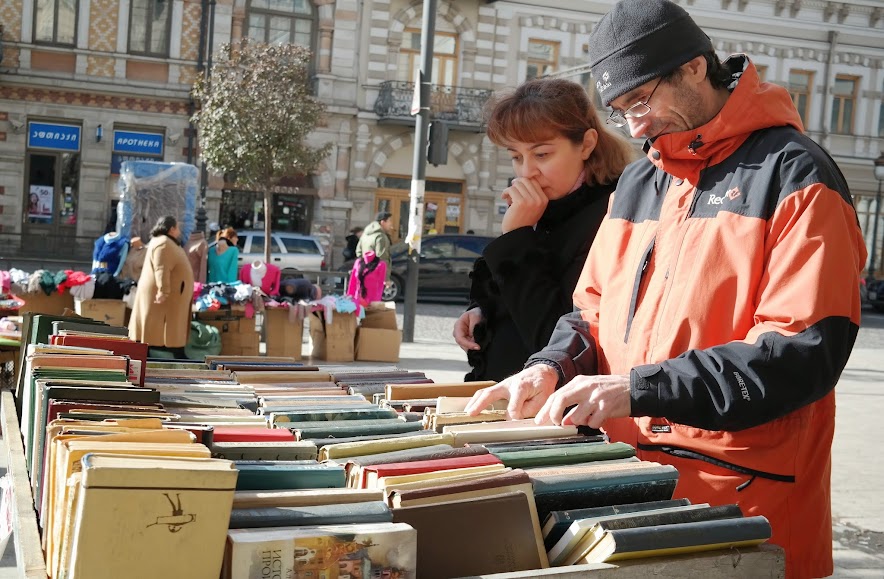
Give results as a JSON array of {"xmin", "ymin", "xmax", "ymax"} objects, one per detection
[
  {"xmin": 343, "ymin": 226, "xmax": 363, "ymax": 260},
  {"xmin": 453, "ymin": 78, "xmax": 635, "ymax": 382}
]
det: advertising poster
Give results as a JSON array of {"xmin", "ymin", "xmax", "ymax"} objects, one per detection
[{"xmin": 28, "ymin": 185, "xmax": 53, "ymax": 222}]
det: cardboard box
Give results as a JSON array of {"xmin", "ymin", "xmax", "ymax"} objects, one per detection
[
  {"xmin": 264, "ymin": 307, "xmax": 303, "ymax": 360},
  {"xmin": 361, "ymin": 302, "xmax": 398, "ymax": 330},
  {"xmin": 18, "ymin": 290, "xmax": 74, "ymax": 316},
  {"xmin": 355, "ymin": 327, "xmax": 401, "ymax": 362},
  {"xmin": 309, "ymin": 311, "xmax": 356, "ymax": 362},
  {"xmin": 74, "ymin": 299, "xmax": 127, "ymax": 327},
  {"xmin": 197, "ymin": 315, "xmax": 259, "ymax": 356}
]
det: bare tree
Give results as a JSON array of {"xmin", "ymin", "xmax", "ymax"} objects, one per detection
[{"xmin": 192, "ymin": 39, "xmax": 332, "ymax": 263}]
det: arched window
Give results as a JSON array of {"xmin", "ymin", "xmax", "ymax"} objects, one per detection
[{"xmin": 247, "ymin": 0, "xmax": 315, "ymax": 47}]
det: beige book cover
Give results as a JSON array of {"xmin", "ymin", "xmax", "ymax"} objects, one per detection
[
  {"xmin": 233, "ymin": 371, "xmax": 333, "ymax": 383},
  {"xmin": 318, "ymin": 433, "xmax": 455, "ymax": 462},
  {"xmin": 67, "ymin": 454, "xmax": 237, "ymax": 579},
  {"xmin": 385, "ymin": 381, "xmax": 495, "ymax": 401},
  {"xmin": 232, "ymin": 488, "xmax": 385, "ymax": 509},
  {"xmin": 443, "ymin": 422, "xmax": 580, "ymax": 446},
  {"xmin": 435, "ymin": 396, "xmax": 508, "ymax": 414},
  {"xmin": 384, "ymin": 468, "xmax": 514, "ymax": 497},
  {"xmin": 430, "ymin": 410, "xmax": 508, "ymax": 432},
  {"xmin": 372, "ymin": 464, "xmax": 508, "ymax": 490},
  {"xmin": 56, "ymin": 471, "xmax": 82, "ymax": 579},
  {"xmin": 48, "ymin": 439, "xmax": 208, "ymax": 577}
]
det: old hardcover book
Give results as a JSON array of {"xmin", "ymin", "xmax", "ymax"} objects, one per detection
[
  {"xmin": 343, "ymin": 445, "xmax": 480, "ymax": 486},
  {"xmin": 383, "ymin": 469, "xmax": 512, "ymax": 496},
  {"xmin": 548, "ymin": 503, "xmax": 710, "ymax": 566},
  {"xmin": 209, "ymin": 441, "xmax": 318, "ymax": 461},
  {"xmin": 385, "ymin": 380, "xmax": 495, "ymax": 401},
  {"xmin": 229, "ymin": 501, "xmax": 393, "ymax": 528},
  {"xmin": 232, "ymin": 488, "xmax": 385, "ymax": 509},
  {"xmin": 429, "ymin": 410, "xmax": 508, "ymax": 432},
  {"xmin": 223, "ymin": 522, "xmax": 417, "ymax": 579},
  {"xmin": 542, "ymin": 498, "xmax": 692, "ymax": 550},
  {"xmin": 491, "ymin": 441, "xmax": 635, "ymax": 468},
  {"xmin": 360, "ymin": 453, "xmax": 503, "ymax": 489},
  {"xmin": 435, "ymin": 396, "xmax": 509, "ymax": 414},
  {"xmin": 233, "ymin": 370, "xmax": 333, "ymax": 383},
  {"xmin": 475, "ymin": 434, "xmax": 608, "ymax": 452},
  {"xmin": 290, "ymin": 419, "xmax": 424, "ymax": 440},
  {"xmin": 375, "ymin": 464, "xmax": 507, "ymax": 492},
  {"xmin": 318, "ymin": 432, "xmax": 456, "ymax": 461},
  {"xmin": 445, "ymin": 422, "xmax": 580, "ymax": 446},
  {"xmin": 311, "ymin": 430, "xmax": 439, "ymax": 450},
  {"xmin": 269, "ymin": 407, "xmax": 399, "ymax": 423},
  {"xmin": 67, "ymin": 454, "xmax": 237, "ymax": 579},
  {"xmin": 392, "ymin": 491, "xmax": 548, "ymax": 577},
  {"xmin": 234, "ymin": 461, "xmax": 346, "ymax": 491},
  {"xmin": 389, "ymin": 469, "xmax": 532, "ymax": 507},
  {"xmin": 561, "ymin": 504, "xmax": 743, "ymax": 566},
  {"xmin": 580, "ymin": 515, "xmax": 772, "ymax": 564},
  {"xmin": 212, "ymin": 426, "xmax": 296, "ymax": 443}
]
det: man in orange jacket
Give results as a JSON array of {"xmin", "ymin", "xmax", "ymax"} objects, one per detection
[{"xmin": 465, "ymin": 1, "xmax": 866, "ymax": 577}]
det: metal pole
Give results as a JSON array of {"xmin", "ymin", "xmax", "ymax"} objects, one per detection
[
  {"xmin": 403, "ymin": 0, "xmax": 436, "ymax": 343},
  {"xmin": 869, "ymin": 178, "xmax": 882, "ymax": 283},
  {"xmin": 196, "ymin": 0, "xmax": 217, "ymax": 235}
]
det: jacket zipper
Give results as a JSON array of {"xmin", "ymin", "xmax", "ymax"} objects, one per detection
[
  {"xmin": 623, "ymin": 237, "xmax": 655, "ymax": 342},
  {"xmin": 637, "ymin": 443, "xmax": 795, "ymax": 491}
]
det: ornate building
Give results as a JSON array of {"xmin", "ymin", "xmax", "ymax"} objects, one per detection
[{"xmin": 1, "ymin": 0, "xmax": 882, "ymax": 270}]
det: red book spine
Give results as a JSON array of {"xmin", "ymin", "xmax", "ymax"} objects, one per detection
[
  {"xmin": 363, "ymin": 453, "xmax": 503, "ymax": 486},
  {"xmin": 212, "ymin": 427, "xmax": 296, "ymax": 443}
]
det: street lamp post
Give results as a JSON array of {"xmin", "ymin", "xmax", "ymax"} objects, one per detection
[{"xmin": 869, "ymin": 152, "xmax": 884, "ymax": 283}]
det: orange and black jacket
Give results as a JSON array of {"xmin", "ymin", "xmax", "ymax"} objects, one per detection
[{"xmin": 527, "ymin": 56, "xmax": 866, "ymax": 578}]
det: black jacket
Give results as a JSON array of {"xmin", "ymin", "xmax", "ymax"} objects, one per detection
[{"xmin": 466, "ymin": 181, "xmax": 616, "ymax": 381}]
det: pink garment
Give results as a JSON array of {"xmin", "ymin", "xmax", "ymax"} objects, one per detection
[
  {"xmin": 346, "ymin": 251, "xmax": 387, "ymax": 304},
  {"xmin": 239, "ymin": 262, "xmax": 281, "ymax": 295}
]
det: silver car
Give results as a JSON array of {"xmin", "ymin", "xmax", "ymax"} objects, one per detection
[{"xmin": 236, "ymin": 230, "xmax": 325, "ymax": 275}]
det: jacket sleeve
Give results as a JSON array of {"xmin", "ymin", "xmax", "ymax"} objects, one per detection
[
  {"xmin": 374, "ymin": 236, "xmax": 392, "ymax": 281},
  {"xmin": 152, "ymin": 241, "xmax": 172, "ymax": 297},
  {"xmin": 484, "ymin": 226, "xmax": 590, "ymax": 354},
  {"xmin": 630, "ymin": 182, "xmax": 865, "ymax": 431}
]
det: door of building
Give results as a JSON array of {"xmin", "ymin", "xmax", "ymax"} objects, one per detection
[
  {"xmin": 22, "ymin": 151, "xmax": 81, "ymax": 256},
  {"xmin": 374, "ymin": 175, "xmax": 464, "ymax": 243}
]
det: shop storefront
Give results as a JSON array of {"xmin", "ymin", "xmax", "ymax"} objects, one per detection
[
  {"xmin": 220, "ymin": 189, "xmax": 315, "ymax": 235},
  {"xmin": 22, "ymin": 121, "xmax": 82, "ymax": 255}
]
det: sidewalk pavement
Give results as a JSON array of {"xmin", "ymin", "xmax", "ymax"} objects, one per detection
[{"xmin": 0, "ymin": 340, "xmax": 880, "ymax": 577}]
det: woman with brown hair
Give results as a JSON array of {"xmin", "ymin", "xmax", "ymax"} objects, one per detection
[
  {"xmin": 129, "ymin": 216, "xmax": 195, "ymax": 358},
  {"xmin": 207, "ymin": 227, "xmax": 240, "ymax": 283},
  {"xmin": 453, "ymin": 77, "xmax": 635, "ymax": 381}
]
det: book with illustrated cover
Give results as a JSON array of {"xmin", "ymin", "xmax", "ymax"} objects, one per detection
[
  {"xmin": 67, "ymin": 454, "xmax": 238, "ymax": 579},
  {"xmin": 223, "ymin": 522, "xmax": 418, "ymax": 579}
]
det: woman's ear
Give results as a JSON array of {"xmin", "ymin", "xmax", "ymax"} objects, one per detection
[{"xmin": 581, "ymin": 128, "xmax": 599, "ymax": 160}]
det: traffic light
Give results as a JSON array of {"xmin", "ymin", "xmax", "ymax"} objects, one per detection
[{"xmin": 427, "ymin": 121, "xmax": 449, "ymax": 166}]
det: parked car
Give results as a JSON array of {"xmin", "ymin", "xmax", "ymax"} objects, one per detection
[
  {"xmin": 235, "ymin": 230, "xmax": 325, "ymax": 276},
  {"xmin": 867, "ymin": 278, "xmax": 884, "ymax": 312},
  {"xmin": 341, "ymin": 234, "xmax": 493, "ymax": 301}
]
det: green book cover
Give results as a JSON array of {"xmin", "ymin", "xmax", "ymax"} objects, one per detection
[
  {"xmin": 234, "ymin": 461, "xmax": 346, "ymax": 490},
  {"xmin": 268, "ymin": 407, "xmax": 398, "ymax": 423},
  {"xmin": 491, "ymin": 441, "xmax": 635, "ymax": 468},
  {"xmin": 290, "ymin": 420, "xmax": 424, "ymax": 440}
]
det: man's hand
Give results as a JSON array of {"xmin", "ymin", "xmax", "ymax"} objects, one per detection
[
  {"xmin": 464, "ymin": 364, "xmax": 559, "ymax": 419},
  {"xmin": 453, "ymin": 307, "xmax": 483, "ymax": 352},
  {"xmin": 501, "ymin": 178, "xmax": 548, "ymax": 234},
  {"xmin": 534, "ymin": 374, "xmax": 631, "ymax": 429}
]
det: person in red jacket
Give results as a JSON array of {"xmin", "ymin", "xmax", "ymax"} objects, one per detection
[{"xmin": 466, "ymin": 1, "xmax": 867, "ymax": 577}]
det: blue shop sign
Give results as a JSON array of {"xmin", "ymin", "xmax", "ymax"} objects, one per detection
[
  {"xmin": 27, "ymin": 122, "xmax": 81, "ymax": 151},
  {"xmin": 113, "ymin": 130, "xmax": 164, "ymax": 155},
  {"xmin": 111, "ymin": 153, "xmax": 163, "ymax": 176}
]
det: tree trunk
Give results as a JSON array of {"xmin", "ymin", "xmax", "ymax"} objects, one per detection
[{"xmin": 263, "ymin": 188, "xmax": 272, "ymax": 264}]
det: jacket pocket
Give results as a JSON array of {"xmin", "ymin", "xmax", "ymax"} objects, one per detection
[
  {"xmin": 624, "ymin": 237, "xmax": 655, "ymax": 342},
  {"xmin": 637, "ymin": 442, "xmax": 795, "ymax": 491}
]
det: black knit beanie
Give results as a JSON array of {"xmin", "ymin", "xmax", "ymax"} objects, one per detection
[{"xmin": 588, "ymin": 0, "xmax": 713, "ymax": 106}]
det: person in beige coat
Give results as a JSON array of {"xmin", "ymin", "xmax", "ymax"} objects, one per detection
[{"xmin": 128, "ymin": 216, "xmax": 194, "ymax": 358}]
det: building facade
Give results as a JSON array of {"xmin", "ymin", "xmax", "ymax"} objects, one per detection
[{"xmin": 1, "ymin": 0, "xmax": 882, "ymax": 271}]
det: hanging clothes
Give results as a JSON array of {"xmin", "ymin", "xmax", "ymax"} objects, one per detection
[
  {"xmin": 92, "ymin": 233, "xmax": 130, "ymax": 276},
  {"xmin": 346, "ymin": 250, "xmax": 387, "ymax": 304},
  {"xmin": 238, "ymin": 261, "xmax": 281, "ymax": 296}
]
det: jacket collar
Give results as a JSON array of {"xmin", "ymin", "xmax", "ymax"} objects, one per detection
[
  {"xmin": 539, "ymin": 181, "xmax": 614, "ymax": 229},
  {"xmin": 643, "ymin": 55, "xmax": 804, "ymax": 181}
]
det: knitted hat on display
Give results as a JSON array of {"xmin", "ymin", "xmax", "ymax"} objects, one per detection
[{"xmin": 588, "ymin": 0, "xmax": 712, "ymax": 106}]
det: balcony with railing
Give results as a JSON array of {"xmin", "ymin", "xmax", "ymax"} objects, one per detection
[{"xmin": 373, "ymin": 81, "xmax": 492, "ymax": 132}]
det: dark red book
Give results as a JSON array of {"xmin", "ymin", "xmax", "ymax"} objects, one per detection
[
  {"xmin": 361, "ymin": 453, "xmax": 503, "ymax": 488},
  {"xmin": 51, "ymin": 335, "xmax": 149, "ymax": 387},
  {"xmin": 212, "ymin": 426, "xmax": 296, "ymax": 443}
]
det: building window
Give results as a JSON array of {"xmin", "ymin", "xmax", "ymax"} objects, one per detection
[
  {"xmin": 788, "ymin": 70, "xmax": 814, "ymax": 128},
  {"xmin": 831, "ymin": 75, "xmax": 858, "ymax": 135},
  {"xmin": 754, "ymin": 65, "xmax": 768, "ymax": 82},
  {"xmin": 247, "ymin": 0, "xmax": 315, "ymax": 47},
  {"xmin": 129, "ymin": 0, "xmax": 172, "ymax": 56},
  {"xmin": 397, "ymin": 29, "xmax": 459, "ymax": 87},
  {"xmin": 526, "ymin": 39, "xmax": 559, "ymax": 80},
  {"xmin": 34, "ymin": 0, "xmax": 78, "ymax": 45}
]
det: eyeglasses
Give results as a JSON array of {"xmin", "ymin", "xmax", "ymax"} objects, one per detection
[{"xmin": 606, "ymin": 78, "xmax": 663, "ymax": 127}]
